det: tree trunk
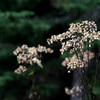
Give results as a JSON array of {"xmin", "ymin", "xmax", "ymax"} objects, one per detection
[{"xmin": 71, "ymin": 70, "xmax": 82, "ymax": 100}]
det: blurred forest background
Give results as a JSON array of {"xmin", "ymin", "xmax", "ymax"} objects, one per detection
[{"xmin": 0, "ymin": 0, "xmax": 100, "ymax": 100}]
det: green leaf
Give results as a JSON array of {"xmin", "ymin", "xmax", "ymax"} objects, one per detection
[{"xmin": 28, "ymin": 70, "xmax": 35, "ymax": 76}]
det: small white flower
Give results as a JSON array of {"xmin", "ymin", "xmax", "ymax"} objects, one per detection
[{"xmin": 32, "ymin": 57, "xmax": 43, "ymax": 68}]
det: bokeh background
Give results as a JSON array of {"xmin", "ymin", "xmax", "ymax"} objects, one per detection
[{"xmin": 0, "ymin": 0, "xmax": 100, "ymax": 100}]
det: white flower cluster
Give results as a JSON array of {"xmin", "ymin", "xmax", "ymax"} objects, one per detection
[
  {"xmin": 62, "ymin": 51, "xmax": 94, "ymax": 72},
  {"xmin": 65, "ymin": 86, "xmax": 80, "ymax": 97},
  {"xmin": 13, "ymin": 44, "xmax": 53, "ymax": 74},
  {"xmin": 47, "ymin": 21, "xmax": 100, "ymax": 55},
  {"xmin": 14, "ymin": 65, "xmax": 27, "ymax": 74},
  {"xmin": 62, "ymin": 54, "xmax": 84, "ymax": 73}
]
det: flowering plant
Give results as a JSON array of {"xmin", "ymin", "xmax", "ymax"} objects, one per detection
[
  {"xmin": 47, "ymin": 21, "xmax": 100, "ymax": 100},
  {"xmin": 14, "ymin": 21, "xmax": 100, "ymax": 100}
]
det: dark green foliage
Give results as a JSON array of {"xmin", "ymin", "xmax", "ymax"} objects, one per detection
[
  {"xmin": 0, "ymin": 11, "xmax": 51, "ymax": 44},
  {"xmin": 0, "ymin": 0, "xmax": 100, "ymax": 100},
  {"xmin": 52, "ymin": 0, "xmax": 100, "ymax": 12},
  {"xmin": 0, "ymin": 0, "xmax": 41, "ymax": 11}
]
